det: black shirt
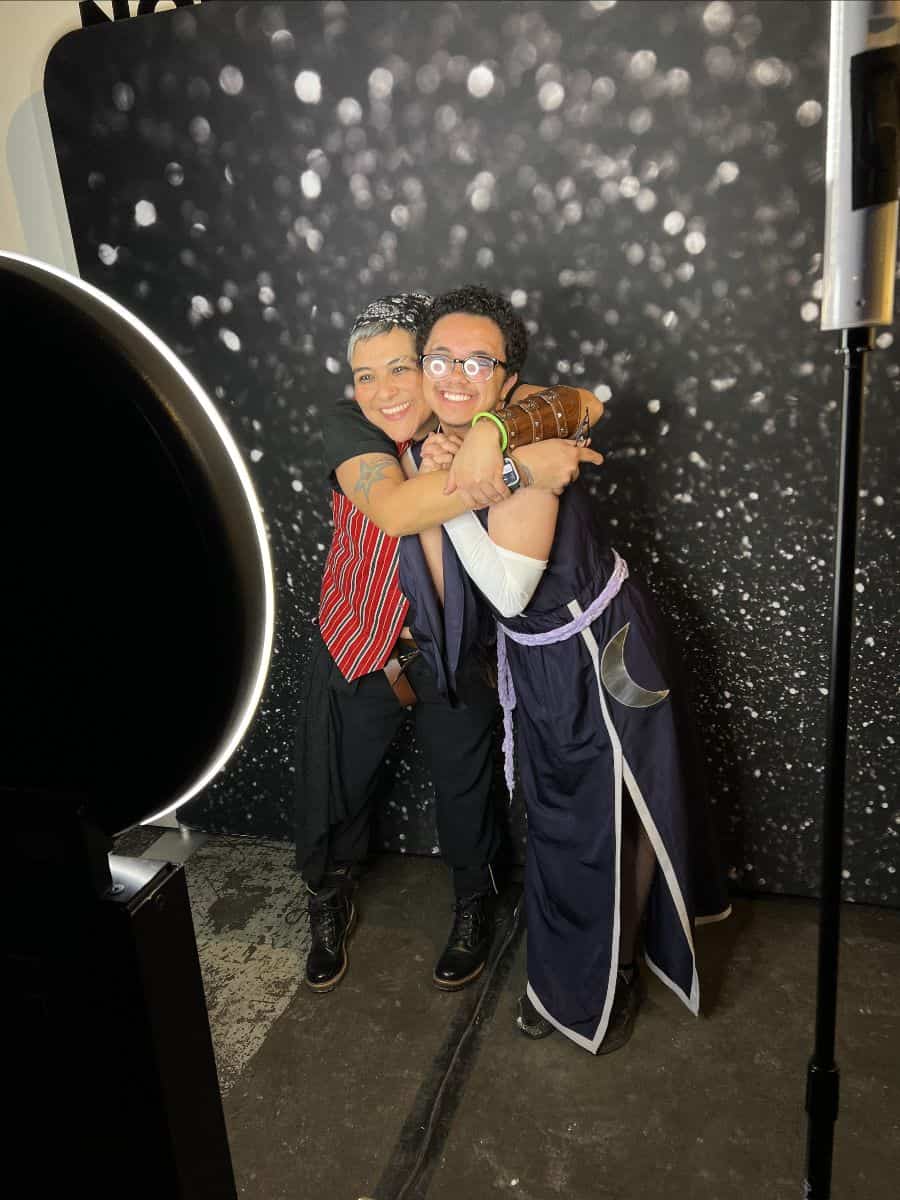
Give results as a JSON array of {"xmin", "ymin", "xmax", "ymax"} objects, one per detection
[{"xmin": 321, "ymin": 395, "xmax": 398, "ymax": 489}]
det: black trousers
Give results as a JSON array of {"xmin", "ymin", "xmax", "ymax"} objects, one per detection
[{"xmin": 296, "ymin": 632, "xmax": 501, "ymax": 897}]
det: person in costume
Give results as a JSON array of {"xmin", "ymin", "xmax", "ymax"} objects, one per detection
[
  {"xmin": 397, "ymin": 285, "xmax": 731, "ymax": 1054},
  {"xmin": 295, "ymin": 292, "xmax": 603, "ymax": 996}
]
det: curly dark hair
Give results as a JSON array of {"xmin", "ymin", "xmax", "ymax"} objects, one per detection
[{"xmin": 416, "ymin": 285, "xmax": 529, "ymax": 377}]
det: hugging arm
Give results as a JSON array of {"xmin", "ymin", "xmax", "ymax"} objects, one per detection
[
  {"xmin": 335, "ymin": 435, "xmax": 597, "ymax": 538},
  {"xmin": 326, "ymin": 394, "xmax": 475, "ymax": 536},
  {"xmin": 330, "ymin": 380, "xmax": 600, "ymax": 537},
  {"xmin": 445, "ymin": 383, "xmax": 605, "ymax": 501},
  {"xmin": 411, "ymin": 442, "xmax": 554, "ymax": 619},
  {"xmin": 441, "ymin": 488, "xmax": 559, "ymax": 619},
  {"xmin": 334, "ymin": 453, "xmax": 474, "ymax": 537}
]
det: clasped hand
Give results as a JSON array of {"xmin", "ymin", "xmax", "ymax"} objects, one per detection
[
  {"xmin": 418, "ymin": 431, "xmax": 464, "ymax": 475},
  {"xmin": 420, "ymin": 423, "xmax": 604, "ymax": 508}
]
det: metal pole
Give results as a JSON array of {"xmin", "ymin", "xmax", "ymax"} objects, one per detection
[{"xmin": 803, "ymin": 324, "xmax": 874, "ymax": 1199}]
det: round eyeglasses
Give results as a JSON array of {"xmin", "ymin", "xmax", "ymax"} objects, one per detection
[{"xmin": 420, "ymin": 353, "xmax": 508, "ymax": 382}]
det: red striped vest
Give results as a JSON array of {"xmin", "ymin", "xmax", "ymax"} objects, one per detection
[{"xmin": 318, "ymin": 480, "xmax": 409, "ymax": 682}]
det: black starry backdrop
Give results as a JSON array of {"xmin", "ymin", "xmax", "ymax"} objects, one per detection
[{"xmin": 43, "ymin": 0, "xmax": 898, "ymax": 905}]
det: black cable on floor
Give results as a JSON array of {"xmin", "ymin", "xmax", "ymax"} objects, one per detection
[{"xmin": 375, "ymin": 890, "xmax": 524, "ymax": 1200}]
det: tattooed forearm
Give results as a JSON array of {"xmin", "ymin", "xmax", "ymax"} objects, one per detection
[{"xmin": 353, "ymin": 455, "xmax": 398, "ymax": 501}]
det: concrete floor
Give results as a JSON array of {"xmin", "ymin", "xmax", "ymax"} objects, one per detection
[{"xmin": 118, "ymin": 827, "xmax": 899, "ymax": 1200}]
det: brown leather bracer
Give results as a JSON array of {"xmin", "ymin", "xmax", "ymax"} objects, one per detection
[{"xmin": 496, "ymin": 385, "xmax": 582, "ymax": 452}]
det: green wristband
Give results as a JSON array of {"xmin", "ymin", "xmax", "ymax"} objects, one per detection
[{"xmin": 471, "ymin": 409, "xmax": 508, "ymax": 452}]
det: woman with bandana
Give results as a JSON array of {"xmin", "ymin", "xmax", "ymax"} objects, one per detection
[
  {"xmin": 295, "ymin": 292, "xmax": 603, "ymax": 995},
  {"xmin": 397, "ymin": 286, "xmax": 731, "ymax": 1054}
]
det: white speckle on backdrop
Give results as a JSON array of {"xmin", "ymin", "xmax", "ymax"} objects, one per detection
[
  {"xmin": 134, "ymin": 199, "xmax": 157, "ymax": 226},
  {"xmin": 112, "ymin": 81, "xmax": 135, "ymax": 112},
  {"xmin": 218, "ymin": 65, "xmax": 244, "ymax": 95},
  {"xmin": 300, "ymin": 170, "xmax": 322, "ymax": 199},
  {"xmin": 294, "ymin": 70, "xmax": 322, "ymax": 103},
  {"xmin": 336, "ymin": 96, "xmax": 363, "ymax": 125},
  {"xmin": 188, "ymin": 115, "xmax": 211, "ymax": 144},
  {"xmin": 684, "ymin": 231, "xmax": 707, "ymax": 255},
  {"xmin": 796, "ymin": 99, "xmax": 823, "ymax": 127},
  {"xmin": 538, "ymin": 81, "xmax": 565, "ymax": 111},
  {"xmin": 368, "ymin": 66, "xmax": 394, "ymax": 99},
  {"xmin": 467, "ymin": 64, "xmax": 495, "ymax": 99}
]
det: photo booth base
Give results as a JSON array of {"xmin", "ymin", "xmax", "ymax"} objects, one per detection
[{"xmin": 8, "ymin": 853, "xmax": 236, "ymax": 1198}]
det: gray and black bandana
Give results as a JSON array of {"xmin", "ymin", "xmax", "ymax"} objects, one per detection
[{"xmin": 349, "ymin": 291, "xmax": 433, "ymax": 338}]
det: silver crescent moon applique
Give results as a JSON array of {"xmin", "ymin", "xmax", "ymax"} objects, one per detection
[{"xmin": 600, "ymin": 623, "xmax": 670, "ymax": 708}]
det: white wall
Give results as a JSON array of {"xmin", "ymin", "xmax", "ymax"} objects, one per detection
[{"xmin": 0, "ymin": 0, "xmax": 178, "ymax": 270}]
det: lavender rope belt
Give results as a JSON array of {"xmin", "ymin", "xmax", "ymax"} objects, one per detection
[{"xmin": 496, "ymin": 549, "xmax": 629, "ymax": 799}]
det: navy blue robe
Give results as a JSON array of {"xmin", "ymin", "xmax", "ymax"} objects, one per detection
[{"xmin": 399, "ymin": 474, "xmax": 730, "ymax": 1053}]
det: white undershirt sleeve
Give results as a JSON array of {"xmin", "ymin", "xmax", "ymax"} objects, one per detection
[{"xmin": 442, "ymin": 512, "xmax": 547, "ymax": 618}]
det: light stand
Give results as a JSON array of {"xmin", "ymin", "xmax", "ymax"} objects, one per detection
[
  {"xmin": 805, "ymin": 4, "xmax": 899, "ymax": 1196},
  {"xmin": 804, "ymin": 325, "xmax": 872, "ymax": 1197}
]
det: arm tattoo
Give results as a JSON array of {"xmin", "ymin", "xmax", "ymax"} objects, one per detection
[
  {"xmin": 353, "ymin": 455, "xmax": 398, "ymax": 501},
  {"xmin": 515, "ymin": 455, "xmax": 535, "ymax": 488}
]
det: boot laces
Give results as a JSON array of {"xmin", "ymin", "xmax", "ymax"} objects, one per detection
[
  {"xmin": 309, "ymin": 892, "xmax": 342, "ymax": 949},
  {"xmin": 452, "ymin": 894, "xmax": 484, "ymax": 945}
]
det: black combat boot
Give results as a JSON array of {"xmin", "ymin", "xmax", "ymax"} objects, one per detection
[
  {"xmin": 304, "ymin": 876, "xmax": 356, "ymax": 993},
  {"xmin": 516, "ymin": 991, "xmax": 554, "ymax": 1039},
  {"xmin": 432, "ymin": 891, "xmax": 492, "ymax": 991},
  {"xmin": 516, "ymin": 964, "xmax": 645, "ymax": 1049},
  {"xmin": 597, "ymin": 963, "xmax": 645, "ymax": 1054}
]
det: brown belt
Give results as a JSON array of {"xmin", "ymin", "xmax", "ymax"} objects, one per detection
[{"xmin": 383, "ymin": 637, "xmax": 420, "ymax": 708}]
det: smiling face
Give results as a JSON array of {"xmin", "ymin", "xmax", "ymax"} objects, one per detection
[
  {"xmin": 421, "ymin": 313, "xmax": 518, "ymax": 432},
  {"xmin": 350, "ymin": 326, "xmax": 432, "ymax": 442}
]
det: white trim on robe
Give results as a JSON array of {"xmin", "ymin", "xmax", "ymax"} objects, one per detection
[{"xmin": 524, "ymin": 597, "xmax": 712, "ymax": 1053}]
